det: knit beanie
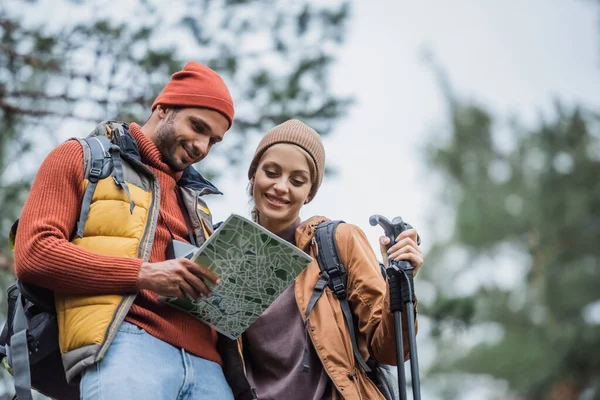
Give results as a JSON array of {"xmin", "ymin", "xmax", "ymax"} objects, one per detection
[
  {"xmin": 248, "ymin": 120, "xmax": 325, "ymax": 202},
  {"xmin": 152, "ymin": 62, "xmax": 235, "ymax": 128}
]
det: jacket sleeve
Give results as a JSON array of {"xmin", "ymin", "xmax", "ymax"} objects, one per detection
[
  {"xmin": 336, "ymin": 223, "xmax": 417, "ymax": 365},
  {"xmin": 13, "ymin": 140, "xmax": 142, "ymax": 295}
]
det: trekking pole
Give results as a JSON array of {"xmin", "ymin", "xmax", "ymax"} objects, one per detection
[{"xmin": 369, "ymin": 215, "xmax": 421, "ymax": 400}]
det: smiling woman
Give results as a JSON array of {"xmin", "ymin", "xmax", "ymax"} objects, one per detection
[
  {"xmin": 250, "ymin": 143, "xmax": 315, "ymax": 233},
  {"xmin": 236, "ymin": 119, "xmax": 424, "ymax": 400}
]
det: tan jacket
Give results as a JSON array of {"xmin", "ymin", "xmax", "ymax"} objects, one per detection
[
  {"xmin": 233, "ymin": 216, "xmax": 417, "ymax": 400},
  {"xmin": 294, "ymin": 216, "xmax": 416, "ymax": 399}
]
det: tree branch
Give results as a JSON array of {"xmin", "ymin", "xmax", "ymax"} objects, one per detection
[
  {"xmin": 0, "ymin": 44, "xmax": 61, "ymax": 72},
  {"xmin": 0, "ymin": 99, "xmax": 98, "ymax": 122},
  {"xmin": 7, "ymin": 90, "xmax": 110, "ymax": 105}
]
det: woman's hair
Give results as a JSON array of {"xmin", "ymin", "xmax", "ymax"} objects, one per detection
[{"xmin": 248, "ymin": 144, "xmax": 317, "ymax": 223}]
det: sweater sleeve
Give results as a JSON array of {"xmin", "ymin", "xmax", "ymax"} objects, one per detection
[{"xmin": 14, "ymin": 140, "xmax": 142, "ymax": 295}]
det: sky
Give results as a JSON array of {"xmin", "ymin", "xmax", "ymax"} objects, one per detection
[
  {"xmin": 10, "ymin": 0, "xmax": 598, "ymax": 255},
  {"xmin": 210, "ymin": 0, "xmax": 600, "ymax": 255}
]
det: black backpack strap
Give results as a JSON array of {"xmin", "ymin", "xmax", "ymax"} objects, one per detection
[
  {"xmin": 303, "ymin": 220, "xmax": 371, "ymax": 374},
  {"xmin": 75, "ymin": 135, "xmax": 134, "ymax": 238}
]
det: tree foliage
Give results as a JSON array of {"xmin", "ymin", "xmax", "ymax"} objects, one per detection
[
  {"xmin": 420, "ymin": 83, "xmax": 600, "ymax": 399},
  {"xmin": 0, "ymin": 0, "xmax": 352, "ymax": 268}
]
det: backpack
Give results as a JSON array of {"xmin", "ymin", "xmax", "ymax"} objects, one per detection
[
  {"xmin": 304, "ymin": 220, "xmax": 399, "ymax": 400},
  {"xmin": 0, "ymin": 126, "xmax": 131, "ymax": 400}
]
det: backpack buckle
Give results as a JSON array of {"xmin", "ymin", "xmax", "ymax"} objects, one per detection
[
  {"xmin": 89, "ymin": 167, "xmax": 102, "ymax": 181},
  {"xmin": 88, "ymin": 153, "xmax": 106, "ymax": 183},
  {"xmin": 331, "ymin": 278, "xmax": 346, "ymax": 299}
]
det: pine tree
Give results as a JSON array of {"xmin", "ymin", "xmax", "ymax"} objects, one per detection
[{"xmin": 419, "ymin": 75, "xmax": 600, "ymax": 399}]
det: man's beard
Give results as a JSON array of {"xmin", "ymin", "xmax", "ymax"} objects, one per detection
[{"xmin": 154, "ymin": 122, "xmax": 184, "ymax": 171}]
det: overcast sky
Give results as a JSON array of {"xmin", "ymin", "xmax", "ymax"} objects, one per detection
[{"xmin": 211, "ymin": 0, "xmax": 600, "ymax": 252}]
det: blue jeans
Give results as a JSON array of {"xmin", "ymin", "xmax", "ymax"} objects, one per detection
[{"xmin": 80, "ymin": 322, "xmax": 234, "ymax": 400}]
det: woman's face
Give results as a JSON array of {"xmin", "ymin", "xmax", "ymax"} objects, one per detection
[{"xmin": 252, "ymin": 144, "xmax": 313, "ymax": 233}]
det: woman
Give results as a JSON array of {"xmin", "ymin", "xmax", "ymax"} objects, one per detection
[{"xmin": 238, "ymin": 119, "xmax": 422, "ymax": 400}]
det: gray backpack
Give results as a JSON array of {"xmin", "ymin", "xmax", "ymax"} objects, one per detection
[
  {"xmin": 304, "ymin": 220, "xmax": 399, "ymax": 400},
  {"xmin": 0, "ymin": 130, "xmax": 131, "ymax": 400}
]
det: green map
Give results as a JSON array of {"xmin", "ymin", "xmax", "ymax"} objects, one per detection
[{"xmin": 161, "ymin": 214, "xmax": 312, "ymax": 339}]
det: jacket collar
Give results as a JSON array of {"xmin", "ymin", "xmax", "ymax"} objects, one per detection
[
  {"xmin": 294, "ymin": 215, "xmax": 329, "ymax": 251},
  {"xmin": 118, "ymin": 124, "xmax": 222, "ymax": 196}
]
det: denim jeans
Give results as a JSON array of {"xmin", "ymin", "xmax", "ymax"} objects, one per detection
[{"xmin": 80, "ymin": 322, "xmax": 234, "ymax": 400}]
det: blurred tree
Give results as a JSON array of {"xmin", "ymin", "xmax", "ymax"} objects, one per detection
[
  {"xmin": 418, "ymin": 60, "xmax": 600, "ymax": 399},
  {"xmin": 0, "ymin": 0, "xmax": 351, "ymax": 397},
  {"xmin": 0, "ymin": 0, "xmax": 351, "ymax": 264}
]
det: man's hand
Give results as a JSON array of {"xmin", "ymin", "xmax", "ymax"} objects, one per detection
[
  {"xmin": 379, "ymin": 228, "xmax": 423, "ymax": 275},
  {"xmin": 136, "ymin": 258, "xmax": 221, "ymax": 300}
]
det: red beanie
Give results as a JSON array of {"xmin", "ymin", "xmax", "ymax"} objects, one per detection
[{"xmin": 152, "ymin": 62, "xmax": 235, "ymax": 128}]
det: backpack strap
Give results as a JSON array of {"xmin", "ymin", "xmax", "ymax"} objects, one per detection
[
  {"xmin": 5, "ymin": 292, "xmax": 33, "ymax": 400},
  {"xmin": 303, "ymin": 220, "xmax": 371, "ymax": 374},
  {"xmin": 75, "ymin": 135, "xmax": 134, "ymax": 238}
]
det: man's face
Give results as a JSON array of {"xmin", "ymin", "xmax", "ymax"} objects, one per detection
[{"xmin": 153, "ymin": 107, "xmax": 230, "ymax": 171}]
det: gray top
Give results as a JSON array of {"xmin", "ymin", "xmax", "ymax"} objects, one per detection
[{"xmin": 243, "ymin": 219, "xmax": 332, "ymax": 400}]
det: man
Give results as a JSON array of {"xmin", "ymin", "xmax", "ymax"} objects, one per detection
[{"xmin": 14, "ymin": 62, "xmax": 238, "ymax": 399}]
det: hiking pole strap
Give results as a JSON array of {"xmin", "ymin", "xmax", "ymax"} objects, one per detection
[
  {"xmin": 399, "ymin": 264, "xmax": 414, "ymax": 304},
  {"xmin": 387, "ymin": 267, "xmax": 404, "ymax": 313},
  {"xmin": 401, "ymin": 268, "xmax": 421, "ymax": 400},
  {"xmin": 394, "ymin": 311, "xmax": 408, "ymax": 400},
  {"xmin": 406, "ymin": 300, "xmax": 420, "ymax": 400},
  {"xmin": 10, "ymin": 293, "xmax": 33, "ymax": 400},
  {"xmin": 387, "ymin": 266, "xmax": 408, "ymax": 399}
]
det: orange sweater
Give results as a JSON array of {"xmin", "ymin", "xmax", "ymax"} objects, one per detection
[{"xmin": 14, "ymin": 123, "xmax": 220, "ymax": 365}]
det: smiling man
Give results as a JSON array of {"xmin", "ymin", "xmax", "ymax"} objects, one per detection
[{"xmin": 13, "ymin": 63, "xmax": 242, "ymax": 399}]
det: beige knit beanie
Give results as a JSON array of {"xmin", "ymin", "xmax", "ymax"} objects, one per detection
[{"xmin": 248, "ymin": 119, "xmax": 325, "ymax": 202}]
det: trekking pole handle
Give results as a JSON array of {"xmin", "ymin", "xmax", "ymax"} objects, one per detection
[
  {"xmin": 370, "ymin": 215, "xmax": 406, "ymax": 271},
  {"xmin": 369, "ymin": 215, "xmax": 421, "ymax": 250},
  {"xmin": 369, "ymin": 215, "xmax": 401, "ymax": 248},
  {"xmin": 369, "ymin": 215, "xmax": 420, "ymax": 252},
  {"xmin": 370, "ymin": 214, "xmax": 419, "ymax": 305}
]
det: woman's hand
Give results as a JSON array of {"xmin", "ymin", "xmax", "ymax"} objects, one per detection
[{"xmin": 379, "ymin": 228, "xmax": 423, "ymax": 275}]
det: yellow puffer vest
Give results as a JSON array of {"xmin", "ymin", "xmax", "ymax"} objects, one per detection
[{"xmin": 57, "ymin": 122, "xmax": 217, "ymax": 382}]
